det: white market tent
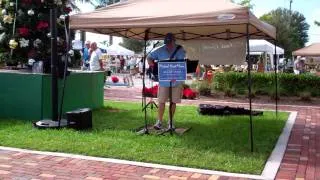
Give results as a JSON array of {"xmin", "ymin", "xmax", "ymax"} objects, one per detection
[
  {"xmin": 100, "ymin": 44, "xmax": 135, "ymax": 56},
  {"xmin": 250, "ymin": 40, "xmax": 284, "ymax": 55},
  {"xmin": 249, "ymin": 40, "xmax": 284, "ymax": 70},
  {"xmin": 70, "ymin": 0, "xmax": 278, "ymax": 154}
]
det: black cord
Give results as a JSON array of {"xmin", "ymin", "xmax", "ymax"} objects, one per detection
[{"xmin": 58, "ymin": 15, "xmax": 70, "ymax": 127}]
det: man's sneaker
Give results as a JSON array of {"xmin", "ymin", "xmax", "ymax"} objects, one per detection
[
  {"xmin": 153, "ymin": 120, "xmax": 162, "ymax": 130},
  {"xmin": 167, "ymin": 121, "xmax": 175, "ymax": 130}
]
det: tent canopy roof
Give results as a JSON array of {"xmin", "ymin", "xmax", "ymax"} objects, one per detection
[
  {"xmin": 292, "ymin": 43, "xmax": 320, "ymax": 56},
  {"xmin": 100, "ymin": 44, "xmax": 135, "ymax": 56},
  {"xmin": 250, "ymin": 40, "xmax": 284, "ymax": 55},
  {"xmin": 70, "ymin": 0, "xmax": 276, "ymax": 41}
]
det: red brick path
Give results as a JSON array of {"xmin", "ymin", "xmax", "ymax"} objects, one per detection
[{"xmin": 0, "ymin": 86, "xmax": 319, "ymax": 180}]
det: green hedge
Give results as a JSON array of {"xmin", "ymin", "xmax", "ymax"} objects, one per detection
[{"xmin": 213, "ymin": 72, "xmax": 320, "ymax": 97}]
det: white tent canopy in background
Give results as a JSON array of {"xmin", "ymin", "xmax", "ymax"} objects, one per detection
[
  {"xmin": 249, "ymin": 40, "xmax": 284, "ymax": 71},
  {"xmin": 99, "ymin": 44, "xmax": 135, "ymax": 56},
  {"xmin": 250, "ymin": 40, "xmax": 284, "ymax": 55}
]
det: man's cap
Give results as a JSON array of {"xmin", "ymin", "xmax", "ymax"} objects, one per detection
[
  {"xmin": 164, "ymin": 33, "xmax": 175, "ymax": 44},
  {"xmin": 85, "ymin": 40, "xmax": 91, "ymax": 44}
]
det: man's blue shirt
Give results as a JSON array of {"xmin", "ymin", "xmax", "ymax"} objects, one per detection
[
  {"xmin": 83, "ymin": 47, "xmax": 90, "ymax": 63},
  {"xmin": 148, "ymin": 44, "xmax": 186, "ymax": 87}
]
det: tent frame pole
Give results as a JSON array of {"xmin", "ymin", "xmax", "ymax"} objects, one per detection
[
  {"xmin": 274, "ymin": 39, "xmax": 278, "ymax": 119},
  {"xmin": 139, "ymin": 29, "xmax": 150, "ymax": 135},
  {"xmin": 246, "ymin": 23, "xmax": 254, "ymax": 152}
]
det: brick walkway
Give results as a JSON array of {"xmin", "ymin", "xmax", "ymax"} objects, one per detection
[{"xmin": 0, "ymin": 86, "xmax": 319, "ymax": 180}]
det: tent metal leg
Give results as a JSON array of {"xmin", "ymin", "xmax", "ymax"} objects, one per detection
[
  {"xmin": 246, "ymin": 24, "xmax": 253, "ymax": 152},
  {"xmin": 274, "ymin": 39, "xmax": 278, "ymax": 119},
  {"xmin": 140, "ymin": 29, "xmax": 149, "ymax": 135}
]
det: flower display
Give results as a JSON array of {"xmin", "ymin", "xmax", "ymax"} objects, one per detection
[
  {"xmin": 182, "ymin": 88, "xmax": 197, "ymax": 99},
  {"xmin": 143, "ymin": 85, "xmax": 158, "ymax": 98},
  {"xmin": 0, "ymin": 0, "xmax": 71, "ymax": 64},
  {"xmin": 18, "ymin": 27, "xmax": 30, "ymax": 37},
  {"xmin": 27, "ymin": 9, "xmax": 34, "ymax": 16},
  {"xmin": 36, "ymin": 21, "xmax": 49, "ymax": 31},
  {"xmin": 111, "ymin": 76, "xmax": 119, "ymax": 83},
  {"xmin": 143, "ymin": 84, "xmax": 198, "ymax": 99},
  {"xmin": 3, "ymin": 15, "xmax": 13, "ymax": 24},
  {"xmin": 9, "ymin": 39, "xmax": 18, "ymax": 49},
  {"xmin": 19, "ymin": 38, "xmax": 29, "ymax": 48},
  {"xmin": 21, "ymin": 0, "xmax": 32, "ymax": 5},
  {"xmin": 33, "ymin": 39, "xmax": 42, "ymax": 48}
]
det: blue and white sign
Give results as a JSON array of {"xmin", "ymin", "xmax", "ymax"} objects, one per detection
[{"xmin": 158, "ymin": 61, "xmax": 187, "ymax": 81}]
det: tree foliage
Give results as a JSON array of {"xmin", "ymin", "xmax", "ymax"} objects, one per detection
[
  {"xmin": 120, "ymin": 38, "xmax": 146, "ymax": 53},
  {"xmin": 260, "ymin": 8, "xmax": 309, "ymax": 58},
  {"xmin": 230, "ymin": 0, "xmax": 254, "ymax": 10},
  {"xmin": 315, "ymin": 21, "xmax": 320, "ymax": 26}
]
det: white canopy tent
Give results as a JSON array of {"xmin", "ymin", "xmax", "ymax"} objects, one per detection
[
  {"xmin": 250, "ymin": 40, "xmax": 284, "ymax": 55},
  {"xmin": 249, "ymin": 40, "xmax": 284, "ymax": 71},
  {"xmin": 99, "ymin": 44, "xmax": 135, "ymax": 56}
]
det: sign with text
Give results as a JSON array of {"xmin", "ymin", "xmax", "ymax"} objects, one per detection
[{"xmin": 158, "ymin": 61, "xmax": 187, "ymax": 81}]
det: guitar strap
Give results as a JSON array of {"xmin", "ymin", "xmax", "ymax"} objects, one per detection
[
  {"xmin": 170, "ymin": 45, "xmax": 182, "ymax": 60},
  {"xmin": 152, "ymin": 45, "xmax": 182, "ymax": 82}
]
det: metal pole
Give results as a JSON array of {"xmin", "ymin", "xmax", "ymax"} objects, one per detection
[
  {"xmin": 246, "ymin": 23, "xmax": 253, "ymax": 152},
  {"xmin": 142, "ymin": 29, "xmax": 149, "ymax": 134},
  {"xmin": 169, "ymin": 81, "xmax": 173, "ymax": 135},
  {"xmin": 274, "ymin": 39, "xmax": 278, "ymax": 119},
  {"xmin": 50, "ymin": 8, "xmax": 58, "ymax": 122}
]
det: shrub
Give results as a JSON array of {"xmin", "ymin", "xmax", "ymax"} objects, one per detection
[
  {"xmin": 213, "ymin": 72, "xmax": 320, "ymax": 97},
  {"xmin": 191, "ymin": 81, "xmax": 211, "ymax": 96},
  {"xmin": 224, "ymin": 87, "xmax": 237, "ymax": 97},
  {"xmin": 299, "ymin": 91, "xmax": 312, "ymax": 101}
]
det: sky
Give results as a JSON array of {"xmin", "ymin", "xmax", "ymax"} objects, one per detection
[
  {"xmin": 245, "ymin": 0, "xmax": 320, "ymax": 45},
  {"xmin": 75, "ymin": 0, "xmax": 320, "ymax": 46}
]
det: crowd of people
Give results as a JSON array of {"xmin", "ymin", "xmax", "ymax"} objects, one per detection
[
  {"xmin": 81, "ymin": 40, "xmax": 104, "ymax": 71},
  {"xmin": 81, "ymin": 40, "xmax": 147, "ymax": 86}
]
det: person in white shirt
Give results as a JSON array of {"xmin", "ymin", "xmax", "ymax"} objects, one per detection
[{"xmin": 89, "ymin": 42, "xmax": 104, "ymax": 71}]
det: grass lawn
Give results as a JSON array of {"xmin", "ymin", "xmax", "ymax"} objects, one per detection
[{"xmin": 0, "ymin": 101, "xmax": 288, "ymax": 174}]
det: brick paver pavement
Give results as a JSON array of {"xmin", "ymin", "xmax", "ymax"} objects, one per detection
[{"xmin": 0, "ymin": 86, "xmax": 318, "ymax": 180}]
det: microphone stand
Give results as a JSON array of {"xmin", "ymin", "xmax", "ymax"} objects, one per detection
[
  {"xmin": 158, "ymin": 59, "xmax": 187, "ymax": 136},
  {"xmin": 137, "ymin": 39, "xmax": 161, "ymax": 135}
]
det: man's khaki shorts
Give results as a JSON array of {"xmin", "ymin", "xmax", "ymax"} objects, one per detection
[{"xmin": 157, "ymin": 85, "xmax": 182, "ymax": 103}]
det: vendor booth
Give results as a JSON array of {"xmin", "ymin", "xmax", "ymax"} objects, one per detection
[
  {"xmin": 100, "ymin": 44, "xmax": 135, "ymax": 56},
  {"xmin": 250, "ymin": 40, "xmax": 284, "ymax": 71},
  {"xmin": 292, "ymin": 43, "xmax": 320, "ymax": 57},
  {"xmin": 292, "ymin": 43, "xmax": 320, "ymax": 74},
  {"xmin": 71, "ymin": 0, "xmax": 278, "ymax": 154}
]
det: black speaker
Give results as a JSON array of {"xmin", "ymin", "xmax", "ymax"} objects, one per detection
[{"xmin": 66, "ymin": 108, "xmax": 92, "ymax": 130}]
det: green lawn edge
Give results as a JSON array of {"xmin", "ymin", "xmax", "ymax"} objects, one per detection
[{"xmin": 0, "ymin": 101, "xmax": 289, "ymax": 174}]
